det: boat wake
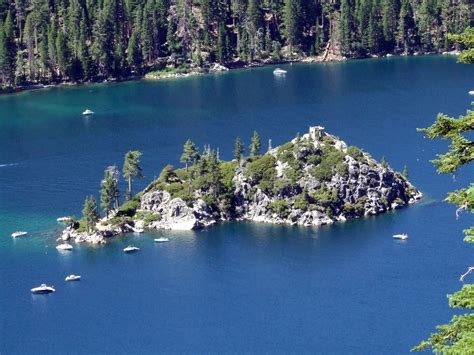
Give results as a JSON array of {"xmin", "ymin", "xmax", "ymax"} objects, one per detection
[{"xmin": 0, "ymin": 163, "xmax": 19, "ymax": 168}]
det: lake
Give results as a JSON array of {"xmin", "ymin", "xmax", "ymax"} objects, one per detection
[{"xmin": 1, "ymin": 55, "xmax": 473, "ymax": 354}]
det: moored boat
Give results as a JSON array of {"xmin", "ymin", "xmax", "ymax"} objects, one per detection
[
  {"xmin": 154, "ymin": 238, "xmax": 169, "ymax": 243},
  {"xmin": 123, "ymin": 245, "xmax": 140, "ymax": 253},
  {"xmin": 31, "ymin": 284, "xmax": 55, "ymax": 294},
  {"xmin": 57, "ymin": 216, "xmax": 72, "ymax": 223},
  {"xmin": 469, "ymin": 90, "xmax": 474, "ymax": 95},
  {"xmin": 393, "ymin": 233, "xmax": 408, "ymax": 240},
  {"xmin": 56, "ymin": 243, "xmax": 73, "ymax": 251},
  {"xmin": 65, "ymin": 274, "xmax": 81, "ymax": 282},
  {"xmin": 273, "ymin": 68, "xmax": 287, "ymax": 75},
  {"xmin": 11, "ymin": 231, "xmax": 27, "ymax": 238},
  {"xmin": 82, "ymin": 109, "xmax": 94, "ymax": 115}
]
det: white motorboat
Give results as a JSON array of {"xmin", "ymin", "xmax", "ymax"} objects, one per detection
[
  {"xmin": 132, "ymin": 227, "xmax": 144, "ymax": 233},
  {"xmin": 57, "ymin": 216, "xmax": 72, "ymax": 223},
  {"xmin": 56, "ymin": 243, "xmax": 73, "ymax": 251},
  {"xmin": 124, "ymin": 245, "xmax": 140, "ymax": 253},
  {"xmin": 393, "ymin": 233, "xmax": 408, "ymax": 240},
  {"xmin": 82, "ymin": 109, "xmax": 95, "ymax": 116},
  {"xmin": 65, "ymin": 274, "xmax": 81, "ymax": 282},
  {"xmin": 273, "ymin": 68, "xmax": 287, "ymax": 75},
  {"xmin": 154, "ymin": 237, "xmax": 169, "ymax": 243},
  {"xmin": 469, "ymin": 90, "xmax": 474, "ymax": 95},
  {"xmin": 11, "ymin": 231, "xmax": 27, "ymax": 238},
  {"xmin": 31, "ymin": 284, "xmax": 55, "ymax": 294}
]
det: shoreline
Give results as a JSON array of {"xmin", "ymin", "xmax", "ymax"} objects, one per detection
[{"xmin": 0, "ymin": 51, "xmax": 459, "ymax": 97}]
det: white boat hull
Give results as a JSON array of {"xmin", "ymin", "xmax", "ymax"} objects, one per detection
[
  {"xmin": 393, "ymin": 234, "xmax": 408, "ymax": 240},
  {"xmin": 31, "ymin": 285, "xmax": 55, "ymax": 294},
  {"xmin": 124, "ymin": 247, "xmax": 140, "ymax": 253},
  {"xmin": 56, "ymin": 244, "xmax": 73, "ymax": 251},
  {"xmin": 65, "ymin": 275, "xmax": 81, "ymax": 282},
  {"xmin": 11, "ymin": 231, "xmax": 27, "ymax": 238}
]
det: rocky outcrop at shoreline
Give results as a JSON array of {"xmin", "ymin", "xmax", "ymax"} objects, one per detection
[{"xmin": 61, "ymin": 126, "xmax": 422, "ymax": 244}]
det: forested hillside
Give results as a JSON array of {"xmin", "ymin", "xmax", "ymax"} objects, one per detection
[{"xmin": 0, "ymin": 0, "xmax": 472, "ymax": 87}]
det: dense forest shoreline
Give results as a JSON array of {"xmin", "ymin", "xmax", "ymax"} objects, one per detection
[
  {"xmin": 0, "ymin": 51, "xmax": 459, "ymax": 95},
  {"xmin": 0, "ymin": 0, "xmax": 471, "ymax": 94}
]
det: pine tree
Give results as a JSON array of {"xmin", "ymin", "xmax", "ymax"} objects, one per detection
[
  {"xmin": 396, "ymin": 0, "xmax": 409, "ymax": 53},
  {"xmin": 180, "ymin": 139, "xmax": 199, "ymax": 172},
  {"xmin": 47, "ymin": 21, "xmax": 57, "ymax": 79},
  {"xmin": 166, "ymin": 16, "xmax": 179, "ymax": 55},
  {"xmin": 100, "ymin": 169, "xmax": 116, "ymax": 218},
  {"xmin": 122, "ymin": 150, "xmax": 143, "ymax": 200},
  {"xmin": 127, "ymin": 29, "xmax": 142, "ymax": 73},
  {"xmin": 82, "ymin": 195, "xmax": 100, "ymax": 232},
  {"xmin": 0, "ymin": 21, "xmax": 7, "ymax": 85},
  {"xmin": 250, "ymin": 131, "xmax": 261, "ymax": 157},
  {"xmin": 217, "ymin": 22, "xmax": 229, "ymax": 63},
  {"xmin": 56, "ymin": 30, "xmax": 69, "ymax": 79},
  {"xmin": 283, "ymin": 0, "xmax": 302, "ymax": 51},
  {"xmin": 92, "ymin": 0, "xmax": 115, "ymax": 77},
  {"xmin": 340, "ymin": 0, "xmax": 352, "ymax": 56},
  {"xmin": 418, "ymin": 0, "xmax": 434, "ymax": 52},
  {"xmin": 381, "ymin": 0, "xmax": 397, "ymax": 46},
  {"xmin": 402, "ymin": 165, "xmax": 409, "ymax": 178},
  {"xmin": 78, "ymin": 18, "xmax": 94, "ymax": 81},
  {"xmin": 413, "ymin": 34, "xmax": 473, "ymax": 353},
  {"xmin": 3, "ymin": 11, "xmax": 16, "ymax": 85},
  {"xmin": 234, "ymin": 136, "xmax": 244, "ymax": 162}
]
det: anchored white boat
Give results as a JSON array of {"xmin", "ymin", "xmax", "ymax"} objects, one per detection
[
  {"xmin": 154, "ymin": 237, "xmax": 169, "ymax": 243},
  {"xmin": 273, "ymin": 68, "xmax": 287, "ymax": 75},
  {"xmin": 11, "ymin": 231, "xmax": 27, "ymax": 238},
  {"xmin": 123, "ymin": 245, "xmax": 140, "ymax": 253},
  {"xmin": 393, "ymin": 234, "xmax": 408, "ymax": 240},
  {"xmin": 273, "ymin": 68, "xmax": 287, "ymax": 76},
  {"xmin": 132, "ymin": 227, "xmax": 144, "ymax": 233},
  {"xmin": 31, "ymin": 284, "xmax": 55, "ymax": 294},
  {"xmin": 82, "ymin": 109, "xmax": 94, "ymax": 116},
  {"xmin": 65, "ymin": 274, "xmax": 81, "ymax": 282},
  {"xmin": 56, "ymin": 243, "xmax": 73, "ymax": 251},
  {"xmin": 469, "ymin": 90, "xmax": 474, "ymax": 95},
  {"xmin": 57, "ymin": 217, "xmax": 72, "ymax": 223}
]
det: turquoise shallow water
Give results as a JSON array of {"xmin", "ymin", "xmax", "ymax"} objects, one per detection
[{"xmin": 1, "ymin": 56, "xmax": 474, "ymax": 353}]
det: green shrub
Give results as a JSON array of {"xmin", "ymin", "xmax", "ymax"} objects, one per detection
[
  {"xmin": 311, "ymin": 184, "xmax": 340, "ymax": 207},
  {"xmin": 276, "ymin": 142, "xmax": 295, "ymax": 163},
  {"xmin": 76, "ymin": 219, "xmax": 87, "ymax": 232},
  {"xmin": 393, "ymin": 197, "xmax": 405, "ymax": 205},
  {"xmin": 309, "ymin": 146, "xmax": 346, "ymax": 181},
  {"xmin": 284, "ymin": 166, "xmax": 302, "ymax": 183},
  {"xmin": 134, "ymin": 210, "xmax": 161, "ymax": 225},
  {"xmin": 109, "ymin": 215, "xmax": 133, "ymax": 225},
  {"xmin": 294, "ymin": 192, "xmax": 310, "ymax": 211},
  {"xmin": 343, "ymin": 200, "xmax": 365, "ymax": 216},
  {"xmin": 145, "ymin": 213, "xmax": 161, "ymax": 223},
  {"xmin": 117, "ymin": 199, "xmax": 140, "ymax": 217},
  {"xmin": 347, "ymin": 146, "xmax": 365, "ymax": 161},
  {"xmin": 219, "ymin": 161, "xmax": 238, "ymax": 195},
  {"xmin": 306, "ymin": 153, "xmax": 322, "ymax": 166},
  {"xmin": 245, "ymin": 154, "xmax": 277, "ymax": 193},
  {"xmin": 159, "ymin": 164, "xmax": 178, "ymax": 183},
  {"xmin": 268, "ymin": 199, "xmax": 290, "ymax": 218}
]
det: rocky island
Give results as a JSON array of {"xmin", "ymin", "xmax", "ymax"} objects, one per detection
[{"xmin": 60, "ymin": 126, "xmax": 422, "ymax": 244}]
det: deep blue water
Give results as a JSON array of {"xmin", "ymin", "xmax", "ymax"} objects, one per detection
[{"xmin": 1, "ymin": 55, "xmax": 473, "ymax": 354}]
